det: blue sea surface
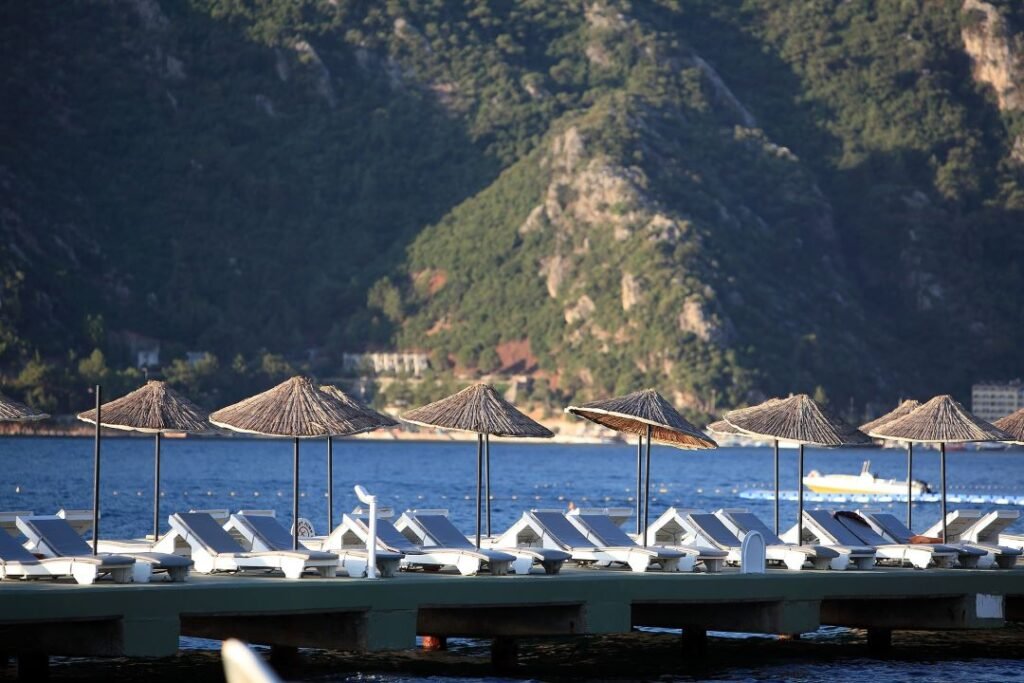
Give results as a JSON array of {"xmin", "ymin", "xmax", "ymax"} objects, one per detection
[{"xmin": 3, "ymin": 436, "xmax": 1023, "ymax": 682}]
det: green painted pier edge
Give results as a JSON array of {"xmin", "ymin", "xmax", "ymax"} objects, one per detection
[{"xmin": 0, "ymin": 568, "xmax": 1021, "ymax": 664}]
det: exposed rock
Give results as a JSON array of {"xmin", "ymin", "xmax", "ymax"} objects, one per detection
[
  {"xmin": 678, "ymin": 298, "xmax": 734, "ymax": 346},
  {"xmin": 688, "ymin": 55, "xmax": 757, "ymax": 128},
  {"xmin": 293, "ymin": 39, "xmax": 337, "ymax": 108},
  {"xmin": 962, "ymin": 0, "xmax": 1024, "ymax": 111},
  {"xmin": 540, "ymin": 254, "xmax": 570, "ymax": 298},
  {"xmin": 621, "ymin": 272, "xmax": 642, "ymax": 311},
  {"xmin": 519, "ymin": 205, "xmax": 546, "ymax": 235},
  {"xmin": 564, "ymin": 294, "xmax": 595, "ymax": 324}
]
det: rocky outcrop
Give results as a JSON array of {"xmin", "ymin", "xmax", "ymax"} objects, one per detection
[{"xmin": 962, "ymin": 0, "xmax": 1024, "ymax": 111}]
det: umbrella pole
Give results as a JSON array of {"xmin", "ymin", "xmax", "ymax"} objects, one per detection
[
  {"xmin": 153, "ymin": 432, "xmax": 161, "ymax": 541},
  {"xmin": 475, "ymin": 433, "xmax": 483, "ymax": 548},
  {"xmin": 485, "ymin": 433, "xmax": 491, "ymax": 538},
  {"xmin": 636, "ymin": 434, "xmax": 643, "ymax": 535},
  {"xmin": 643, "ymin": 424, "xmax": 652, "ymax": 547},
  {"xmin": 92, "ymin": 385, "xmax": 102, "ymax": 556},
  {"xmin": 940, "ymin": 442, "xmax": 947, "ymax": 541},
  {"xmin": 293, "ymin": 437, "xmax": 300, "ymax": 550},
  {"xmin": 773, "ymin": 438, "xmax": 780, "ymax": 535},
  {"xmin": 906, "ymin": 442, "xmax": 913, "ymax": 529},
  {"xmin": 797, "ymin": 443, "xmax": 805, "ymax": 545},
  {"xmin": 327, "ymin": 436, "xmax": 334, "ymax": 532}
]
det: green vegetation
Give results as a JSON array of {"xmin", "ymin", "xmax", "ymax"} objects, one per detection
[{"xmin": 2, "ymin": 0, "xmax": 1024, "ymax": 420}]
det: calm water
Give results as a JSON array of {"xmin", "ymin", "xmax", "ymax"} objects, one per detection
[{"xmin": 4, "ymin": 436, "xmax": 1024, "ymax": 682}]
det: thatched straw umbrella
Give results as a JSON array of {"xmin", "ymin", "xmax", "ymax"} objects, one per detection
[
  {"xmin": 319, "ymin": 385, "xmax": 398, "ymax": 531},
  {"xmin": 77, "ymin": 380, "xmax": 209, "ymax": 542},
  {"xmin": 210, "ymin": 376, "xmax": 381, "ymax": 548},
  {"xmin": 0, "ymin": 392, "xmax": 49, "ymax": 422},
  {"xmin": 401, "ymin": 384, "xmax": 553, "ymax": 547},
  {"xmin": 994, "ymin": 408, "xmax": 1024, "ymax": 446},
  {"xmin": 566, "ymin": 389, "xmax": 717, "ymax": 544},
  {"xmin": 859, "ymin": 399, "xmax": 920, "ymax": 527},
  {"xmin": 868, "ymin": 395, "xmax": 1010, "ymax": 540},
  {"xmin": 724, "ymin": 394, "xmax": 869, "ymax": 544},
  {"xmin": 710, "ymin": 398, "xmax": 785, "ymax": 534}
]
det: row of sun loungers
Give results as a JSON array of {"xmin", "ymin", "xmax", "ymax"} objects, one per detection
[{"xmin": 0, "ymin": 505, "xmax": 1019, "ymax": 583}]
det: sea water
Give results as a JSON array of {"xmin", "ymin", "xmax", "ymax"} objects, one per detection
[{"xmin": 2, "ymin": 436, "xmax": 1023, "ymax": 681}]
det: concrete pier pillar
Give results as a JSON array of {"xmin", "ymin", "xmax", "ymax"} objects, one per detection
[
  {"xmin": 421, "ymin": 635, "xmax": 447, "ymax": 651},
  {"xmin": 491, "ymin": 637, "xmax": 518, "ymax": 670},
  {"xmin": 681, "ymin": 628, "xmax": 707, "ymax": 659},
  {"xmin": 17, "ymin": 654, "xmax": 48, "ymax": 681},
  {"xmin": 866, "ymin": 628, "xmax": 892, "ymax": 655}
]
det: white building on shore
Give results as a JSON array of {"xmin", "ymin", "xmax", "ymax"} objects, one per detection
[
  {"xmin": 972, "ymin": 380, "xmax": 1024, "ymax": 421},
  {"xmin": 342, "ymin": 352, "xmax": 430, "ymax": 377}
]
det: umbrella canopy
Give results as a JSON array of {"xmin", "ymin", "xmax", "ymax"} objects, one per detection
[
  {"xmin": 566, "ymin": 388, "xmax": 716, "ymax": 543},
  {"xmin": 211, "ymin": 376, "xmax": 380, "ymax": 548},
  {"xmin": 0, "ymin": 392, "xmax": 49, "ymax": 422},
  {"xmin": 724, "ymin": 394, "xmax": 868, "ymax": 544},
  {"xmin": 859, "ymin": 399, "xmax": 921, "ymax": 528},
  {"xmin": 994, "ymin": 408, "xmax": 1024, "ymax": 446},
  {"xmin": 319, "ymin": 385, "xmax": 398, "ymax": 531},
  {"xmin": 77, "ymin": 380, "xmax": 209, "ymax": 540},
  {"xmin": 401, "ymin": 384, "xmax": 553, "ymax": 547},
  {"xmin": 868, "ymin": 394, "xmax": 1010, "ymax": 540}
]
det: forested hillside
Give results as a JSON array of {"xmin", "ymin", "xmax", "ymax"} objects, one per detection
[{"xmin": 2, "ymin": 0, "xmax": 1023, "ymax": 417}]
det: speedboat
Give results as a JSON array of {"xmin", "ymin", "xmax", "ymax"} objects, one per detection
[{"xmin": 803, "ymin": 460, "xmax": 930, "ymax": 495}]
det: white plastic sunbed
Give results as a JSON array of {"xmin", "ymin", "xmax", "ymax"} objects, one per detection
[
  {"xmin": 224, "ymin": 512, "xmax": 402, "ymax": 578},
  {"xmin": 13, "ymin": 517, "xmax": 137, "ymax": 584},
  {"xmin": 563, "ymin": 509, "xmax": 695, "ymax": 572},
  {"xmin": 856, "ymin": 510, "xmax": 986, "ymax": 569},
  {"xmin": 831, "ymin": 511, "xmax": 957, "ymax": 569},
  {"xmin": 714, "ymin": 509, "xmax": 841, "ymax": 570},
  {"xmin": 325, "ymin": 513, "xmax": 514, "ymax": 576},
  {"xmin": 397, "ymin": 509, "xmax": 571, "ymax": 575},
  {"xmin": 158, "ymin": 512, "xmax": 338, "ymax": 578},
  {"xmin": 923, "ymin": 510, "xmax": 1021, "ymax": 569},
  {"xmin": 0, "ymin": 511, "xmax": 33, "ymax": 537},
  {"xmin": 790, "ymin": 510, "xmax": 878, "ymax": 570},
  {"xmin": 0, "ymin": 525, "xmax": 133, "ymax": 584},
  {"xmin": 495, "ymin": 510, "xmax": 683, "ymax": 573}
]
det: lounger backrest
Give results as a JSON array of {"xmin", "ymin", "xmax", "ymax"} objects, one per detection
[
  {"xmin": 532, "ymin": 511, "xmax": 593, "ymax": 549},
  {"xmin": 575, "ymin": 514, "xmax": 637, "ymax": 547},
  {"xmin": 864, "ymin": 512, "xmax": 912, "ymax": 544},
  {"xmin": 970, "ymin": 510, "xmax": 1020, "ymax": 542},
  {"xmin": 834, "ymin": 512, "xmax": 887, "ymax": 545},
  {"xmin": 412, "ymin": 514, "xmax": 472, "ymax": 549},
  {"xmin": 373, "ymin": 519, "xmax": 419, "ymax": 552},
  {"xmin": 805, "ymin": 510, "xmax": 864, "ymax": 546},
  {"xmin": 721, "ymin": 511, "xmax": 784, "ymax": 545},
  {"xmin": 0, "ymin": 527, "xmax": 38, "ymax": 563},
  {"xmin": 239, "ymin": 514, "xmax": 300, "ymax": 551},
  {"xmin": 175, "ymin": 513, "xmax": 246, "ymax": 554},
  {"xmin": 688, "ymin": 513, "xmax": 741, "ymax": 548},
  {"xmin": 19, "ymin": 517, "xmax": 92, "ymax": 556}
]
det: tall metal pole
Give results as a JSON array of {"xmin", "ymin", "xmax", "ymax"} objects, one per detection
[
  {"xmin": 92, "ymin": 385, "xmax": 101, "ymax": 555},
  {"xmin": 327, "ymin": 436, "xmax": 334, "ymax": 532},
  {"xmin": 940, "ymin": 442, "xmax": 947, "ymax": 541},
  {"xmin": 292, "ymin": 437, "xmax": 300, "ymax": 550},
  {"xmin": 485, "ymin": 433, "xmax": 492, "ymax": 538},
  {"xmin": 475, "ymin": 433, "xmax": 483, "ymax": 548},
  {"xmin": 796, "ymin": 443, "xmax": 805, "ymax": 545},
  {"xmin": 636, "ymin": 434, "xmax": 643, "ymax": 535},
  {"xmin": 906, "ymin": 442, "xmax": 914, "ymax": 529},
  {"xmin": 152, "ymin": 432, "xmax": 162, "ymax": 540},
  {"xmin": 773, "ymin": 438, "xmax": 780, "ymax": 535},
  {"xmin": 642, "ymin": 423, "xmax": 652, "ymax": 547}
]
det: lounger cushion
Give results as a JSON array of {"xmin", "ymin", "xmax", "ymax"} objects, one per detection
[
  {"xmin": 0, "ymin": 529, "xmax": 40, "ymax": 564},
  {"xmin": 531, "ymin": 512, "xmax": 598, "ymax": 549},
  {"xmin": 175, "ymin": 513, "xmax": 247, "ymax": 555}
]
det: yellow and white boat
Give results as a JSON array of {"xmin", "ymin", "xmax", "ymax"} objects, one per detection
[{"xmin": 803, "ymin": 460, "xmax": 930, "ymax": 496}]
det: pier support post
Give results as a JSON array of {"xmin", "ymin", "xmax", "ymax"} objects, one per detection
[
  {"xmin": 681, "ymin": 628, "xmax": 707, "ymax": 659},
  {"xmin": 17, "ymin": 654, "xmax": 47, "ymax": 681},
  {"xmin": 491, "ymin": 637, "xmax": 518, "ymax": 670},
  {"xmin": 422, "ymin": 635, "xmax": 447, "ymax": 651},
  {"xmin": 866, "ymin": 628, "xmax": 891, "ymax": 655}
]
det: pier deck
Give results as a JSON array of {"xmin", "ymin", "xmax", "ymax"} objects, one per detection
[{"xmin": 0, "ymin": 568, "xmax": 1020, "ymax": 659}]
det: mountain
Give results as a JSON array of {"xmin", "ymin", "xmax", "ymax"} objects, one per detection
[{"xmin": 2, "ymin": 0, "xmax": 1024, "ymax": 416}]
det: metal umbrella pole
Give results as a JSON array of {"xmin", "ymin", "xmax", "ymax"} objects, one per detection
[
  {"xmin": 773, "ymin": 438, "xmax": 780, "ymax": 535},
  {"xmin": 292, "ymin": 437, "xmax": 300, "ymax": 550},
  {"xmin": 906, "ymin": 442, "xmax": 913, "ymax": 529},
  {"xmin": 91, "ymin": 385, "xmax": 102, "ymax": 555},
  {"xmin": 796, "ymin": 443, "xmax": 805, "ymax": 544},
  {"xmin": 327, "ymin": 436, "xmax": 334, "ymax": 532},
  {"xmin": 636, "ymin": 434, "xmax": 643, "ymax": 536},
  {"xmin": 642, "ymin": 424, "xmax": 653, "ymax": 547},
  {"xmin": 152, "ymin": 432, "xmax": 162, "ymax": 540},
  {"xmin": 475, "ymin": 433, "xmax": 483, "ymax": 548},
  {"xmin": 940, "ymin": 442, "xmax": 947, "ymax": 541},
  {"xmin": 485, "ymin": 433, "xmax": 492, "ymax": 538}
]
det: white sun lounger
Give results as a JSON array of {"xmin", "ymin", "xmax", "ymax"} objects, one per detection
[
  {"xmin": 325, "ymin": 514, "xmax": 514, "ymax": 576},
  {"xmin": 829, "ymin": 511, "xmax": 958, "ymax": 569},
  {"xmin": 714, "ymin": 509, "xmax": 841, "ymax": 570},
  {"xmin": 856, "ymin": 510, "xmax": 986, "ymax": 568},
  {"xmin": 495, "ymin": 510, "xmax": 683, "ymax": 573},
  {"xmin": 792, "ymin": 510, "xmax": 877, "ymax": 570},
  {"xmin": 0, "ymin": 525, "xmax": 134, "ymax": 584},
  {"xmin": 13, "ymin": 517, "xmax": 138, "ymax": 584},
  {"xmin": 159, "ymin": 512, "xmax": 337, "ymax": 578},
  {"xmin": 397, "ymin": 509, "xmax": 570, "ymax": 575},
  {"xmin": 0, "ymin": 511, "xmax": 33, "ymax": 537},
  {"xmin": 562, "ymin": 509, "xmax": 694, "ymax": 572},
  {"xmin": 18, "ymin": 515, "xmax": 192, "ymax": 582},
  {"xmin": 921, "ymin": 510, "xmax": 1021, "ymax": 569},
  {"xmin": 224, "ymin": 512, "xmax": 401, "ymax": 578}
]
